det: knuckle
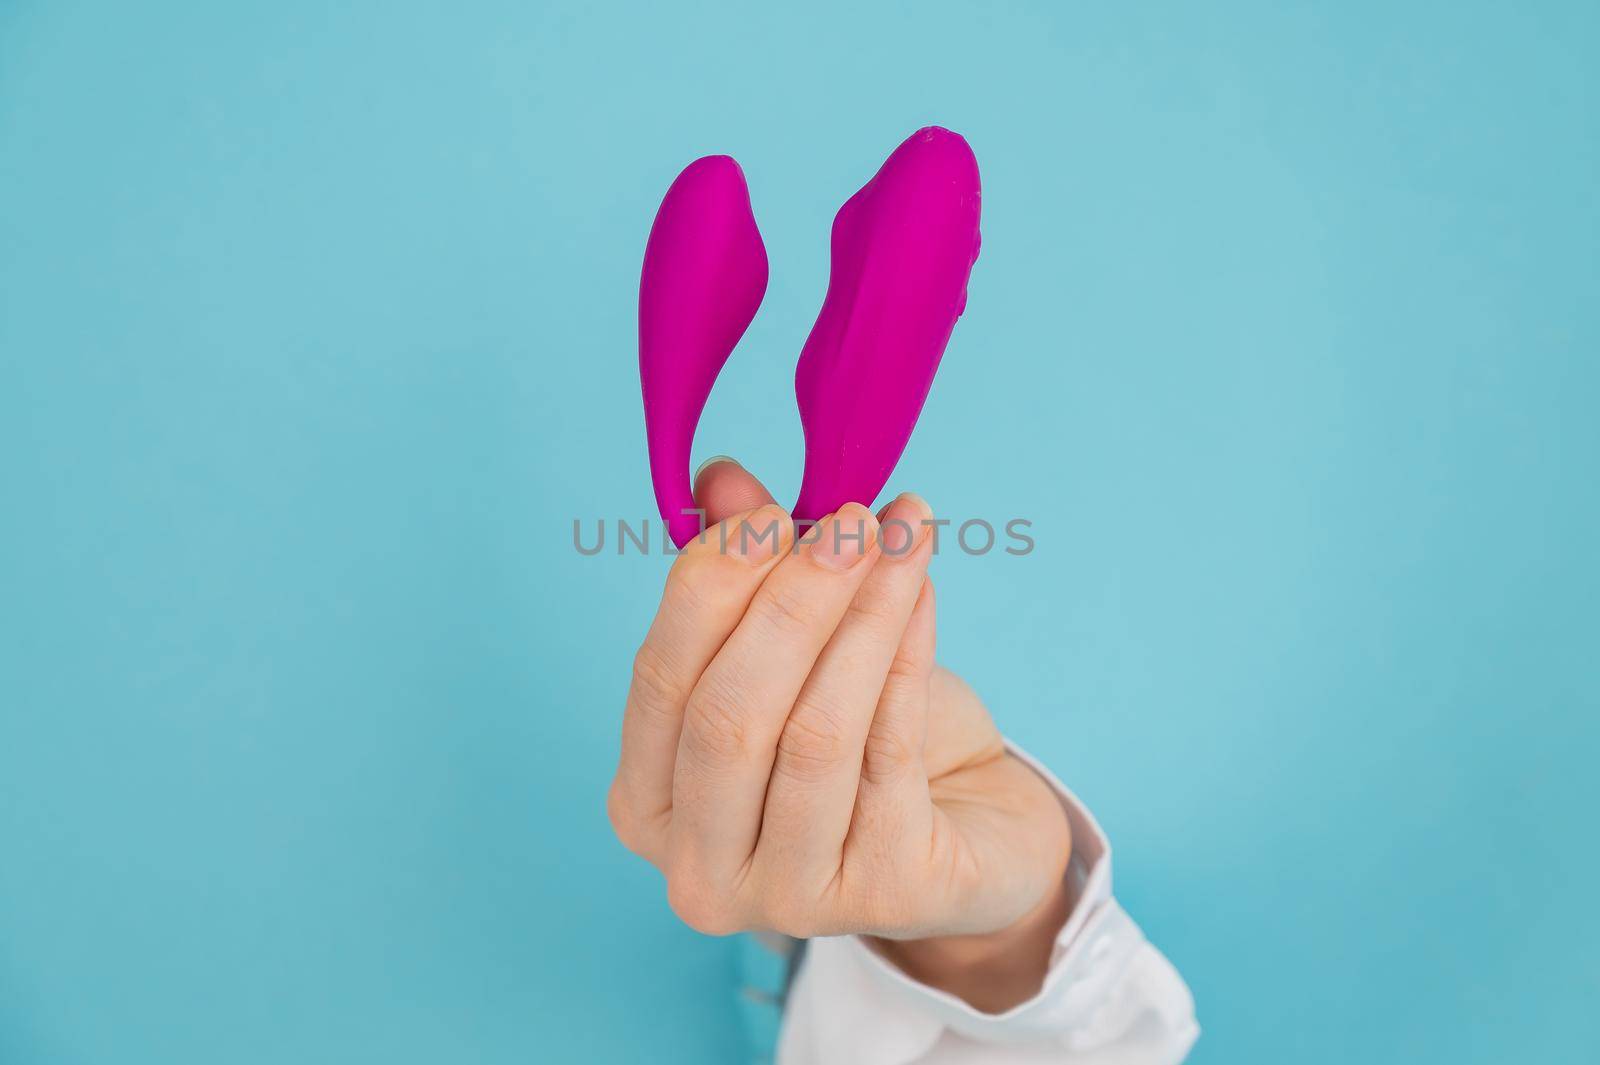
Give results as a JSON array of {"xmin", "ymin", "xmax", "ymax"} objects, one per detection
[
  {"xmin": 842, "ymin": 586, "xmax": 899, "ymax": 635},
  {"xmin": 666, "ymin": 874, "xmax": 741, "ymax": 936},
  {"xmin": 630, "ymin": 643, "xmax": 686, "ymax": 720},
  {"xmin": 775, "ymin": 702, "xmax": 855, "ymax": 783},
  {"xmin": 658, "ymin": 555, "xmax": 725, "ymax": 628},
  {"xmin": 824, "ymin": 638, "xmax": 878, "ymax": 680},
  {"xmin": 606, "ymin": 780, "xmax": 659, "ymax": 858},
  {"xmin": 752, "ymin": 583, "xmax": 819, "ymax": 638},
  {"xmin": 885, "ymin": 645, "xmax": 929, "ymax": 683},
  {"xmin": 860, "ymin": 726, "xmax": 918, "ymax": 785},
  {"xmin": 606, "ymin": 781, "xmax": 643, "ymax": 851},
  {"xmin": 663, "ymin": 567, "xmax": 713, "ymax": 623},
  {"xmin": 682, "ymin": 681, "xmax": 752, "ymax": 762}
]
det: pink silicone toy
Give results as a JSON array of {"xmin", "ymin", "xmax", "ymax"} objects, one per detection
[
  {"xmin": 638, "ymin": 156, "xmax": 769, "ymax": 549},
  {"xmin": 639, "ymin": 128, "xmax": 981, "ymax": 547}
]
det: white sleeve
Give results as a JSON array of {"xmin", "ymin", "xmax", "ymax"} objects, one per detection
[{"xmin": 775, "ymin": 744, "xmax": 1199, "ymax": 1065}]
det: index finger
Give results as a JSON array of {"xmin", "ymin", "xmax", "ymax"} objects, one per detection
[{"xmin": 610, "ymin": 504, "xmax": 794, "ymax": 860}]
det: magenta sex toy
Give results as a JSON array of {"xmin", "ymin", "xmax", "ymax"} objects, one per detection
[
  {"xmin": 639, "ymin": 127, "xmax": 982, "ymax": 548},
  {"xmin": 638, "ymin": 155, "xmax": 769, "ymax": 548}
]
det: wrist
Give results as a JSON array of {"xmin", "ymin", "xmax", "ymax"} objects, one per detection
[{"xmin": 871, "ymin": 874, "xmax": 1071, "ymax": 1013}]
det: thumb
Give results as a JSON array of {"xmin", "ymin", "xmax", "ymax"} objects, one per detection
[{"xmin": 693, "ymin": 456, "xmax": 777, "ymax": 526}]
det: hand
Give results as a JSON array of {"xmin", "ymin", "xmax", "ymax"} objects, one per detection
[{"xmin": 608, "ymin": 460, "xmax": 1072, "ymax": 1011}]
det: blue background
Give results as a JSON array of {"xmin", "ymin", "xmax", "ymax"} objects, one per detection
[{"xmin": 2, "ymin": 2, "xmax": 1595, "ymax": 1062}]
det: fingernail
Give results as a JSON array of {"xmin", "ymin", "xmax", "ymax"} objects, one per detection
[
  {"xmin": 725, "ymin": 504, "xmax": 789, "ymax": 564},
  {"xmin": 807, "ymin": 503, "xmax": 878, "ymax": 571},
  {"xmin": 694, "ymin": 454, "xmax": 741, "ymax": 481},
  {"xmin": 877, "ymin": 492, "xmax": 932, "ymax": 560}
]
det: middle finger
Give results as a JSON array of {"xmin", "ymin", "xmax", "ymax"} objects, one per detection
[{"xmin": 669, "ymin": 504, "xmax": 881, "ymax": 881}]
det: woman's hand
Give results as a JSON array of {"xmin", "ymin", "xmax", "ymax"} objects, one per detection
[{"xmin": 607, "ymin": 460, "xmax": 1071, "ymax": 1011}]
